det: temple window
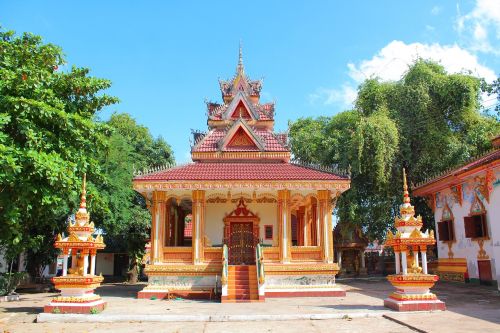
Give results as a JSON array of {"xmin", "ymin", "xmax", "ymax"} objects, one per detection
[
  {"xmin": 464, "ymin": 194, "xmax": 488, "ymax": 239},
  {"xmin": 437, "ymin": 204, "xmax": 454, "ymax": 242}
]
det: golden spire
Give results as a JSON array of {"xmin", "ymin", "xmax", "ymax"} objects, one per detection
[
  {"xmin": 237, "ymin": 40, "xmax": 244, "ymax": 75},
  {"xmin": 403, "ymin": 168, "xmax": 410, "ymax": 204},
  {"xmin": 80, "ymin": 173, "xmax": 87, "ymax": 209}
]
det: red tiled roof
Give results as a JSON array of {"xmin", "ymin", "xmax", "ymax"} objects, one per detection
[
  {"xmin": 192, "ymin": 128, "xmax": 288, "ymax": 152},
  {"xmin": 413, "ymin": 148, "xmax": 500, "ymax": 192},
  {"xmin": 134, "ymin": 162, "xmax": 348, "ymax": 181}
]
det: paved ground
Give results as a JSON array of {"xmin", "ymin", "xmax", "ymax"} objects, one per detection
[{"xmin": 0, "ymin": 278, "xmax": 499, "ymax": 332}]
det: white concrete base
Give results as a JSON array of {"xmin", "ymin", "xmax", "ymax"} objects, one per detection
[{"xmin": 37, "ymin": 311, "xmax": 393, "ymax": 323}]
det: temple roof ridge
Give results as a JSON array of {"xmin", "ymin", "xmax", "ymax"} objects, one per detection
[{"xmin": 290, "ymin": 159, "xmax": 351, "ymax": 178}]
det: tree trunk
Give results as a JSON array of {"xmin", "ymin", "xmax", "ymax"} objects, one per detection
[{"xmin": 127, "ymin": 257, "xmax": 138, "ymax": 284}]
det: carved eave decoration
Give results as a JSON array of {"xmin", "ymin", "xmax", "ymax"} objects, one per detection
[{"xmin": 133, "ymin": 180, "xmax": 351, "ymax": 192}]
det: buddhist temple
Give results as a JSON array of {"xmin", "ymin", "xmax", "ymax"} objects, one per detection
[
  {"xmin": 413, "ymin": 135, "xmax": 500, "ymax": 288},
  {"xmin": 384, "ymin": 169, "xmax": 445, "ymax": 311},
  {"xmin": 133, "ymin": 47, "xmax": 350, "ymax": 302},
  {"xmin": 44, "ymin": 174, "xmax": 106, "ymax": 313}
]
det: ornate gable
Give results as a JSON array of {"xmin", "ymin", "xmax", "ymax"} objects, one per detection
[
  {"xmin": 219, "ymin": 119, "xmax": 265, "ymax": 151},
  {"xmin": 223, "ymin": 92, "xmax": 259, "ymax": 121}
]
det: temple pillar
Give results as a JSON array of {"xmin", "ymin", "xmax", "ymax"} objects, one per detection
[
  {"xmin": 62, "ymin": 250, "xmax": 68, "ymax": 277},
  {"xmin": 71, "ymin": 251, "xmax": 77, "ymax": 269},
  {"xmin": 309, "ymin": 199, "xmax": 318, "ymax": 246},
  {"xmin": 82, "ymin": 250, "xmax": 89, "ymax": 276},
  {"xmin": 303, "ymin": 205, "xmax": 309, "ymax": 246},
  {"xmin": 90, "ymin": 250, "xmax": 96, "ymax": 276},
  {"xmin": 421, "ymin": 246, "xmax": 428, "ymax": 274},
  {"xmin": 338, "ymin": 250, "xmax": 343, "ymax": 268},
  {"xmin": 192, "ymin": 190, "xmax": 206, "ymax": 264},
  {"xmin": 395, "ymin": 251, "xmax": 400, "ymax": 274},
  {"xmin": 151, "ymin": 191, "xmax": 167, "ymax": 263},
  {"xmin": 401, "ymin": 249, "xmax": 408, "ymax": 275},
  {"xmin": 297, "ymin": 206, "xmax": 305, "ymax": 246},
  {"xmin": 278, "ymin": 189, "xmax": 291, "ymax": 263},
  {"xmin": 361, "ymin": 250, "xmax": 366, "ymax": 268},
  {"xmin": 318, "ymin": 190, "xmax": 334, "ymax": 263},
  {"xmin": 413, "ymin": 246, "xmax": 419, "ymax": 269}
]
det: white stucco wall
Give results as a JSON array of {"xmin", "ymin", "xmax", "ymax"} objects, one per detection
[
  {"xmin": 433, "ymin": 166, "xmax": 499, "ymax": 284},
  {"xmin": 205, "ymin": 201, "xmax": 278, "ymax": 246}
]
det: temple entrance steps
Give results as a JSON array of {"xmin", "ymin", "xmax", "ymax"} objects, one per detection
[{"xmin": 223, "ymin": 265, "xmax": 259, "ymax": 303}]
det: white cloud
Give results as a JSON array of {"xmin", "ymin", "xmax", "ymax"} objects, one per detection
[
  {"xmin": 456, "ymin": 0, "xmax": 500, "ymax": 54},
  {"xmin": 347, "ymin": 40, "xmax": 496, "ymax": 83},
  {"xmin": 431, "ymin": 6, "xmax": 442, "ymax": 15},
  {"xmin": 309, "ymin": 85, "xmax": 357, "ymax": 108},
  {"xmin": 310, "ymin": 40, "xmax": 497, "ymax": 108}
]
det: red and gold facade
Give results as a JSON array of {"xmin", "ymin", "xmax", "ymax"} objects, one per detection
[
  {"xmin": 383, "ymin": 170, "xmax": 445, "ymax": 311},
  {"xmin": 44, "ymin": 175, "xmax": 106, "ymax": 314},
  {"xmin": 133, "ymin": 49, "xmax": 350, "ymax": 301}
]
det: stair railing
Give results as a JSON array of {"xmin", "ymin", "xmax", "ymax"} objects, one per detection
[
  {"xmin": 256, "ymin": 243, "xmax": 265, "ymax": 299},
  {"xmin": 221, "ymin": 244, "xmax": 228, "ymax": 298}
]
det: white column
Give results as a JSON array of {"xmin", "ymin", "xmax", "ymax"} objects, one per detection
[
  {"xmin": 62, "ymin": 254, "xmax": 68, "ymax": 276},
  {"xmin": 71, "ymin": 252, "xmax": 77, "ymax": 269},
  {"xmin": 90, "ymin": 254, "xmax": 96, "ymax": 275},
  {"xmin": 395, "ymin": 252, "xmax": 400, "ymax": 274},
  {"xmin": 401, "ymin": 251, "xmax": 408, "ymax": 275},
  {"xmin": 414, "ymin": 250, "xmax": 419, "ymax": 268},
  {"xmin": 361, "ymin": 250, "xmax": 366, "ymax": 268},
  {"xmin": 83, "ymin": 254, "xmax": 89, "ymax": 276},
  {"xmin": 421, "ymin": 250, "xmax": 428, "ymax": 274}
]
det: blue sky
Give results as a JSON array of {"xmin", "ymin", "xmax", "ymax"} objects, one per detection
[{"xmin": 1, "ymin": 0, "xmax": 499, "ymax": 162}]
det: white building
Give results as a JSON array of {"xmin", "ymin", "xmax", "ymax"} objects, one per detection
[{"xmin": 413, "ymin": 135, "xmax": 500, "ymax": 290}]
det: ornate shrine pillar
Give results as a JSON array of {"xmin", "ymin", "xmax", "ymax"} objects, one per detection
[
  {"xmin": 318, "ymin": 190, "xmax": 334, "ymax": 263},
  {"xmin": 192, "ymin": 190, "xmax": 206, "ymax": 264},
  {"xmin": 151, "ymin": 191, "xmax": 167, "ymax": 263},
  {"xmin": 62, "ymin": 249, "xmax": 69, "ymax": 277},
  {"xmin": 278, "ymin": 190, "xmax": 291, "ymax": 263},
  {"xmin": 297, "ymin": 206, "xmax": 305, "ymax": 246}
]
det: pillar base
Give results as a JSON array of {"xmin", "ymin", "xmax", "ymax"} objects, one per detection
[
  {"xmin": 384, "ymin": 297, "xmax": 446, "ymax": 311},
  {"xmin": 44, "ymin": 297, "xmax": 106, "ymax": 314}
]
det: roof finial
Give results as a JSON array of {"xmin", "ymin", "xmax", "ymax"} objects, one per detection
[
  {"xmin": 237, "ymin": 40, "xmax": 244, "ymax": 75},
  {"xmin": 403, "ymin": 168, "xmax": 410, "ymax": 204},
  {"xmin": 80, "ymin": 173, "xmax": 87, "ymax": 209}
]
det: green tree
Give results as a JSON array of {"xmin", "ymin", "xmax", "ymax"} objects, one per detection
[
  {"xmin": 91, "ymin": 113, "xmax": 174, "ymax": 283},
  {"xmin": 0, "ymin": 28, "xmax": 118, "ymax": 277},
  {"xmin": 290, "ymin": 60, "xmax": 499, "ymax": 240}
]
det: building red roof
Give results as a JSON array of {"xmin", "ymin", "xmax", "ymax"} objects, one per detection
[
  {"xmin": 192, "ymin": 128, "xmax": 287, "ymax": 152},
  {"xmin": 134, "ymin": 162, "xmax": 348, "ymax": 181},
  {"xmin": 413, "ymin": 148, "xmax": 500, "ymax": 194}
]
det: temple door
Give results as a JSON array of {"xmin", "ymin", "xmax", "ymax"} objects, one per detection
[{"xmin": 228, "ymin": 222, "xmax": 255, "ymax": 265}]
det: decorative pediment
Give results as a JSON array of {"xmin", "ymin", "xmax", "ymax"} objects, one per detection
[
  {"xmin": 225, "ymin": 198, "xmax": 258, "ymax": 218},
  {"xmin": 442, "ymin": 203, "xmax": 453, "ymax": 221},
  {"xmin": 222, "ymin": 92, "xmax": 259, "ymax": 120},
  {"xmin": 219, "ymin": 119, "xmax": 265, "ymax": 151},
  {"xmin": 470, "ymin": 193, "xmax": 486, "ymax": 214}
]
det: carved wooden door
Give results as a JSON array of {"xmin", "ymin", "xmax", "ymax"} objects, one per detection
[{"xmin": 228, "ymin": 222, "xmax": 255, "ymax": 265}]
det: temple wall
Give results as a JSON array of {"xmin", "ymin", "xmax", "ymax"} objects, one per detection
[
  {"xmin": 205, "ymin": 201, "xmax": 278, "ymax": 246},
  {"xmin": 433, "ymin": 166, "xmax": 499, "ymax": 285}
]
